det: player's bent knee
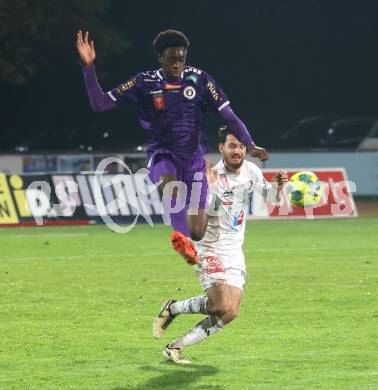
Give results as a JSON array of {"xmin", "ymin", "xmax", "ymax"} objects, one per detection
[
  {"xmin": 158, "ymin": 174, "xmax": 178, "ymax": 196},
  {"xmin": 228, "ymin": 307, "xmax": 240, "ymax": 321},
  {"xmin": 189, "ymin": 222, "xmax": 207, "ymax": 241},
  {"xmin": 188, "ymin": 210, "xmax": 208, "ymax": 241},
  {"xmin": 221, "ymin": 307, "xmax": 239, "ymax": 324},
  {"xmin": 190, "ymin": 229, "xmax": 205, "ymax": 241},
  {"xmin": 159, "ymin": 174, "xmax": 177, "ymax": 187}
]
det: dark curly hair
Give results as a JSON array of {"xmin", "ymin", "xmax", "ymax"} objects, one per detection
[
  {"xmin": 152, "ymin": 29, "xmax": 190, "ymax": 55},
  {"xmin": 218, "ymin": 125, "xmax": 232, "ymax": 144}
]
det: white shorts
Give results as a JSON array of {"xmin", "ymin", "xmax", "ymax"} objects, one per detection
[{"xmin": 195, "ymin": 252, "xmax": 246, "ymax": 291}]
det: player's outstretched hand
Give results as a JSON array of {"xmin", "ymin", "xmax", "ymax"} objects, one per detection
[
  {"xmin": 271, "ymin": 170, "xmax": 288, "ymax": 202},
  {"xmin": 76, "ymin": 30, "xmax": 96, "ymax": 68},
  {"xmin": 272, "ymin": 170, "xmax": 288, "ymax": 191},
  {"xmin": 205, "ymin": 160, "xmax": 218, "ymax": 192},
  {"xmin": 247, "ymin": 145, "xmax": 269, "ymax": 161}
]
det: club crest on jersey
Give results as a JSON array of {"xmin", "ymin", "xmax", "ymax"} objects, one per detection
[
  {"xmin": 183, "ymin": 86, "xmax": 196, "ymax": 100},
  {"xmin": 153, "ymin": 93, "xmax": 165, "ymax": 110}
]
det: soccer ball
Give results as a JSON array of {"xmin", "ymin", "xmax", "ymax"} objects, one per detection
[{"xmin": 286, "ymin": 171, "xmax": 323, "ymax": 207}]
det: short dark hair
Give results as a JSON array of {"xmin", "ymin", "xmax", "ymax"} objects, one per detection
[
  {"xmin": 218, "ymin": 125, "xmax": 232, "ymax": 144},
  {"xmin": 153, "ymin": 29, "xmax": 190, "ymax": 55}
]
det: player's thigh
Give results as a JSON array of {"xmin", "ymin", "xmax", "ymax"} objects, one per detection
[{"xmin": 148, "ymin": 153, "xmax": 178, "ymax": 196}]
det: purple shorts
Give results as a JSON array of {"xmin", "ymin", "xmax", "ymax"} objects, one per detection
[{"xmin": 147, "ymin": 150, "xmax": 208, "ymax": 209}]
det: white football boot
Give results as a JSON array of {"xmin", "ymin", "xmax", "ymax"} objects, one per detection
[
  {"xmin": 163, "ymin": 344, "xmax": 191, "ymax": 364},
  {"xmin": 153, "ymin": 299, "xmax": 177, "ymax": 339}
]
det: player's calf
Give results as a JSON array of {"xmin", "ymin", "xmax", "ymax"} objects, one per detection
[
  {"xmin": 219, "ymin": 305, "xmax": 240, "ymax": 324},
  {"xmin": 187, "ymin": 209, "xmax": 208, "ymax": 241}
]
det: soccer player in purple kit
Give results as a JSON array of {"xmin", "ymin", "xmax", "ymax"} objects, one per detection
[{"xmin": 76, "ymin": 29, "xmax": 268, "ymax": 259}]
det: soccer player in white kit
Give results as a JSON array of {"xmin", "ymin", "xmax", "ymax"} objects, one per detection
[{"xmin": 153, "ymin": 126, "xmax": 288, "ymax": 364}]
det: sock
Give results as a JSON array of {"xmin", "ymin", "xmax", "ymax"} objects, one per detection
[
  {"xmin": 170, "ymin": 315, "xmax": 224, "ymax": 349},
  {"xmin": 170, "ymin": 296, "xmax": 208, "ymax": 316}
]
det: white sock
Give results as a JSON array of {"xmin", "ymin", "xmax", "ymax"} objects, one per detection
[
  {"xmin": 170, "ymin": 296, "xmax": 208, "ymax": 316},
  {"xmin": 170, "ymin": 315, "xmax": 224, "ymax": 349}
]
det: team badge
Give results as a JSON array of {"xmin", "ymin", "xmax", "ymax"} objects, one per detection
[
  {"xmin": 183, "ymin": 86, "xmax": 196, "ymax": 100},
  {"xmin": 153, "ymin": 94, "xmax": 165, "ymax": 110}
]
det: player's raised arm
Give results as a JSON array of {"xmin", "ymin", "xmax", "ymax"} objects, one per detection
[
  {"xmin": 76, "ymin": 30, "xmax": 118, "ymax": 112},
  {"xmin": 203, "ymin": 72, "xmax": 269, "ymax": 161},
  {"xmin": 218, "ymin": 105, "xmax": 269, "ymax": 161},
  {"xmin": 76, "ymin": 30, "xmax": 96, "ymax": 67}
]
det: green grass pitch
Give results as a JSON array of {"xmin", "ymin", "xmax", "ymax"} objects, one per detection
[{"xmin": 1, "ymin": 219, "xmax": 377, "ymax": 389}]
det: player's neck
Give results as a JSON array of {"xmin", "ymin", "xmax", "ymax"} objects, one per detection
[
  {"xmin": 161, "ymin": 69, "xmax": 180, "ymax": 81},
  {"xmin": 223, "ymin": 161, "xmax": 241, "ymax": 175}
]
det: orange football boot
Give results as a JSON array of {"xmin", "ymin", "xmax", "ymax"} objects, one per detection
[{"xmin": 171, "ymin": 231, "xmax": 199, "ymax": 265}]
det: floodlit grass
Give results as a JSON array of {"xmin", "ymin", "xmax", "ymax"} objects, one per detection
[{"xmin": 1, "ymin": 219, "xmax": 377, "ymax": 389}]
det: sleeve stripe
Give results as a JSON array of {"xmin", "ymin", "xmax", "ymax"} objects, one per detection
[
  {"xmin": 218, "ymin": 101, "xmax": 230, "ymax": 111},
  {"xmin": 107, "ymin": 91, "xmax": 117, "ymax": 102}
]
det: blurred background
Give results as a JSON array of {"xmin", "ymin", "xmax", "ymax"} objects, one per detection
[{"xmin": 0, "ymin": 0, "xmax": 377, "ymax": 213}]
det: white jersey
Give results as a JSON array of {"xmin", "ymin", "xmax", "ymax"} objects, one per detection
[{"xmin": 195, "ymin": 159, "xmax": 273, "ymax": 271}]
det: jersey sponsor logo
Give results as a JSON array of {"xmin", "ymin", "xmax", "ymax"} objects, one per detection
[
  {"xmin": 207, "ymin": 81, "xmax": 221, "ymax": 102},
  {"xmin": 144, "ymin": 79, "xmax": 157, "ymax": 82},
  {"xmin": 203, "ymin": 256, "xmax": 225, "ymax": 274},
  {"xmin": 183, "ymin": 86, "xmax": 196, "ymax": 100},
  {"xmin": 153, "ymin": 94, "xmax": 165, "ymax": 110},
  {"xmin": 150, "ymin": 89, "xmax": 163, "ymax": 95},
  {"xmin": 165, "ymin": 83, "xmax": 182, "ymax": 90},
  {"xmin": 223, "ymin": 201, "xmax": 233, "ymax": 206},
  {"xmin": 116, "ymin": 79, "xmax": 137, "ymax": 95},
  {"xmin": 223, "ymin": 189, "xmax": 233, "ymax": 197}
]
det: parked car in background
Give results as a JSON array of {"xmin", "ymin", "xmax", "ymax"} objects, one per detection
[
  {"xmin": 276, "ymin": 116, "xmax": 376, "ymax": 150},
  {"xmin": 357, "ymin": 121, "xmax": 378, "ymax": 150},
  {"xmin": 324, "ymin": 118, "xmax": 376, "ymax": 148},
  {"xmin": 278, "ymin": 115, "xmax": 341, "ymax": 149}
]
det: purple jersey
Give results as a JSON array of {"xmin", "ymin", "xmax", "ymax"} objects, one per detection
[{"xmin": 106, "ymin": 67, "xmax": 230, "ymax": 156}]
